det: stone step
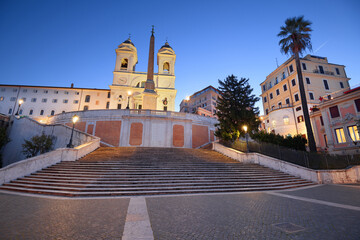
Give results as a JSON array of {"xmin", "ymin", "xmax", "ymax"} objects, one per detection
[{"xmin": 0, "ymin": 182, "xmax": 316, "ymax": 197}]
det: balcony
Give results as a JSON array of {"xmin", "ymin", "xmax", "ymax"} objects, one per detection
[{"xmin": 313, "ymin": 69, "xmax": 334, "ymax": 76}]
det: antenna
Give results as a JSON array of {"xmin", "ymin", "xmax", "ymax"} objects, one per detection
[{"xmin": 275, "ymin": 58, "xmax": 279, "ymax": 68}]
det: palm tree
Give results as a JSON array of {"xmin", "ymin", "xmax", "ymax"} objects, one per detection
[{"xmin": 278, "ymin": 16, "xmax": 317, "ymax": 152}]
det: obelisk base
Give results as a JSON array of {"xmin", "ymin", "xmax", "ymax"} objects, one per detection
[{"xmin": 142, "ymin": 91, "xmax": 158, "ymax": 110}]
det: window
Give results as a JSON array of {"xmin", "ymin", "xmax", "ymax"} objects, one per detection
[
  {"xmin": 96, "ymin": 100, "xmax": 99, "ymax": 105},
  {"xmin": 1, "ymin": 88, "xmax": 5, "ymax": 92},
  {"xmin": 271, "ymin": 105, "xmax": 275, "ymax": 110},
  {"xmin": 40, "ymin": 110, "xmax": 44, "ymax": 115},
  {"xmin": 348, "ymin": 125, "xmax": 360, "ymax": 141},
  {"xmin": 44, "ymin": 90, "xmax": 48, "ymax": 93},
  {"xmin": 10, "ymin": 97, "xmax": 16, "ymax": 101},
  {"xmin": 75, "ymin": 91, "xmax": 80, "ymax": 95},
  {"xmin": 302, "ymin": 63, "xmax": 307, "ymax": 70},
  {"xmin": 62, "ymin": 111, "xmax": 65, "ymax": 113},
  {"xmin": 355, "ymin": 99, "xmax": 360, "ymax": 112},
  {"xmin": 31, "ymin": 98, "xmax": 37, "ymax": 102},
  {"xmin": 289, "ymin": 65, "xmax": 293, "ymax": 72},
  {"xmin": 29, "ymin": 109, "xmax": 33, "ymax": 115},
  {"xmin": 85, "ymin": 95, "xmax": 91, "ymax": 102},
  {"xmin": 63, "ymin": 99, "xmax": 68, "ymax": 103},
  {"xmin": 13, "ymin": 88, "xmax": 18, "ymax": 92},
  {"xmin": 265, "ymin": 109, "xmax": 269, "ymax": 115},
  {"xmin": 319, "ymin": 66, "xmax": 324, "ymax": 74},
  {"xmin": 320, "ymin": 116, "xmax": 324, "ymax": 126},
  {"xmin": 323, "ymin": 79, "xmax": 329, "ymax": 90},
  {"xmin": 163, "ymin": 62, "xmax": 170, "ymax": 72},
  {"xmin": 329, "ymin": 106, "xmax": 340, "ymax": 118},
  {"xmin": 297, "ymin": 115, "xmax": 304, "ymax": 123},
  {"xmin": 262, "ymin": 85, "xmax": 266, "ymax": 92},
  {"xmin": 296, "ymin": 106, "xmax": 302, "ymax": 111},
  {"xmin": 283, "ymin": 116, "xmax": 289, "ymax": 125},
  {"xmin": 335, "ymin": 128, "xmax": 346, "ymax": 143},
  {"xmin": 8, "ymin": 108, "xmax": 12, "ymax": 114},
  {"xmin": 0, "ymin": 97, "xmax": 4, "ymax": 101},
  {"xmin": 278, "ymin": 102, "xmax": 282, "ymax": 107},
  {"xmin": 23, "ymin": 89, "xmax": 27, "ymax": 93},
  {"xmin": 52, "ymin": 99, "xmax": 57, "ymax": 103},
  {"xmin": 285, "ymin": 98, "xmax": 290, "ymax": 105},
  {"xmin": 164, "ymin": 106, "xmax": 168, "ymax": 111},
  {"xmin": 340, "ymin": 82, "xmax": 344, "ymax": 89},
  {"xmin": 276, "ymin": 89, "xmax": 280, "ymax": 96},
  {"xmin": 121, "ymin": 58, "xmax": 128, "ymax": 69},
  {"xmin": 309, "ymin": 92, "xmax": 314, "ymax": 100},
  {"xmin": 50, "ymin": 110, "xmax": 55, "ymax": 116},
  {"xmin": 270, "ymin": 93, "xmax": 273, "ymax": 99},
  {"xmin": 65, "ymin": 91, "xmax": 69, "ymax": 95},
  {"xmin": 335, "ymin": 68, "xmax": 340, "ymax": 75},
  {"xmin": 74, "ymin": 100, "xmax": 79, "ymax": 104},
  {"xmin": 107, "ymin": 92, "xmax": 111, "ymax": 98},
  {"xmin": 306, "ymin": 78, "xmax": 311, "ymax": 84},
  {"xmin": 33, "ymin": 89, "xmax": 38, "ymax": 93},
  {"xmin": 282, "ymin": 72, "xmax": 285, "ymax": 79},
  {"xmin": 117, "ymin": 104, "xmax": 121, "ymax": 109},
  {"xmin": 54, "ymin": 91, "xmax": 58, "ymax": 94},
  {"xmin": 291, "ymin": 79, "xmax": 296, "ymax": 86},
  {"xmin": 22, "ymin": 98, "xmax": 26, "ymax": 102},
  {"xmin": 106, "ymin": 102, "xmax": 110, "ymax": 109},
  {"xmin": 294, "ymin": 93, "xmax": 299, "ymax": 102},
  {"xmin": 264, "ymin": 96, "xmax": 267, "ymax": 103},
  {"xmin": 42, "ymin": 98, "xmax": 47, "ymax": 103},
  {"xmin": 283, "ymin": 84, "xmax": 287, "ymax": 91},
  {"xmin": 269, "ymin": 82, "xmax": 272, "ymax": 88},
  {"xmin": 83, "ymin": 106, "xmax": 89, "ymax": 111},
  {"xmin": 275, "ymin": 78, "xmax": 278, "ymax": 85}
]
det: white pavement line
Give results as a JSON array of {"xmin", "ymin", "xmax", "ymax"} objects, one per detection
[
  {"xmin": 122, "ymin": 197, "xmax": 154, "ymax": 240},
  {"xmin": 268, "ymin": 192, "xmax": 360, "ymax": 211}
]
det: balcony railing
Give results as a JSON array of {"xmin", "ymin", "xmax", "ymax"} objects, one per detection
[{"xmin": 313, "ymin": 69, "xmax": 334, "ymax": 76}]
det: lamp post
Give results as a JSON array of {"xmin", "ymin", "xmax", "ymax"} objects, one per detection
[
  {"xmin": 67, "ymin": 114, "xmax": 79, "ymax": 148},
  {"xmin": 15, "ymin": 99, "xmax": 24, "ymax": 116},
  {"xmin": 243, "ymin": 125, "xmax": 249, "ymax": 153},
  {"xmin": 126, "ymin": 90, "xmax": 132, "ymax": 109}
]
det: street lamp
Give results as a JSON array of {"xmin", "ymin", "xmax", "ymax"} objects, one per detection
[
  {"xmin": 243, "ymin": 125, "xmax": 249, "ymax": 153},
  {"xmin": 185, "ymin": 96, "xmax": 190, "ymax": 101},
  {"xmin": 67, "ymin": 114, "xmax": 79, "ymax": 148},
  {"xmin": 126, "ymin": 90, "xmax": 132, "ymax": 109},
  {"xmin": 15, "ymin": 99, "xmax": 24, "ymax": 115}
]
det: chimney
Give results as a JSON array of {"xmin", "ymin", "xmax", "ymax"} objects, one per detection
[{"xmin": 71, "ymin": 83, "xmax": 74, "ymax": 88}]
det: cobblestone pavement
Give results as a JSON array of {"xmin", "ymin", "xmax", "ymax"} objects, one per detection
[
  {"xmin": 1, "ymin": 185, "xmax": 360, "ymax": 239},
  {"xmin": 146, "ymin": 186, "xmax": 360, "ymax": 240},
  {"xmin": 0, "ymin": 193, "xmax": 129, "ymax": 240}
]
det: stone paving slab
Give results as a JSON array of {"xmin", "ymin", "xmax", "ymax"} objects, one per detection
[
  {"xmin": 280, "ymin": 184, "xmax": 360, "ymax": 207},
  {"xmin": 0, "ymin": 193, "xmax": 130, "ymax": 240},
  {"xmin": 146, "ymin": 192, "xmax": 360, "ymax": 240}
]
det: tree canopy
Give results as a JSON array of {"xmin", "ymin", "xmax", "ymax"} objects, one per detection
[{"xmin": 215, "ymin": 75, "xmax": 259, "ymax": 141}]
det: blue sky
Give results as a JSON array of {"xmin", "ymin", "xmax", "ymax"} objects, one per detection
[{"xmin": 1, "ymin": 0, "xmax": 359, "ymax": 113}]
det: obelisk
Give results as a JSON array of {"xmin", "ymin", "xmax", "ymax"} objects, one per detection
[{"xmin": 143, "ymin": 25, "xmax": 158, "ymax": 110}]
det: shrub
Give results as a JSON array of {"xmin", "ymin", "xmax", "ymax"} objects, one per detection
[
  {"xmin": 22, "ymin": 134, "xmax": 55, "ymax": 158},
  {"xmin": 251, "ymin": 130, "xmax": 307, "ymax": 151}
]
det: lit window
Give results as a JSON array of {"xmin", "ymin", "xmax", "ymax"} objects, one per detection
[
  {"xmin": 0, "ymin": 97, "xmax": 4, "ymax": 101},
  {"xmin": 283, "ymin": 116, "xmax": 289, "ymax": 125},
  {"xmin": 348, "ymin": 126, "xmax": 360, "ymax": 141},
  {"xmin": 335, "ymin": 128, "xmax": 346, "ymax": 143},
  {"xmin": 272, "ymin": 120, "xmax": 276, "ymax": 127}
]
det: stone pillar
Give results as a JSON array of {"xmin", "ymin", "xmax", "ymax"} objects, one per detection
[{"xmin": 321, "ymin": 110, "xmax": 334, "ymax": 149}]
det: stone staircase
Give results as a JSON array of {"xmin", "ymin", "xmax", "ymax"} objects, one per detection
[{"xmin": 0, "ymin": 147, "xmax": 315, "ymax": 197}]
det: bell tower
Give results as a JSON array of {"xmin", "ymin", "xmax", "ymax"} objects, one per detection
[{"xmin": 157, "ymin": 41, "xmax": 176, "ymax": 75}]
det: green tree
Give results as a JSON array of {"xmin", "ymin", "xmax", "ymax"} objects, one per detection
[
  {"xmin": 278, "ymin": 16, "xmax": 317, "ymax": 152},
  {"xmin": 22, "ymin": 134, "xmax": 55, "ymax": 158},
  {"xmin": 215, "ymin": 75, "xmax": 259, "ymax": 141}
]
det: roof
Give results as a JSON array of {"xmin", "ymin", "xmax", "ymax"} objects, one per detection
[
  {"xmin": 190, "ymin": 85, "xmax": 221, "ymax": 98},
  {"xmin": 160, "ymin": 41, "xmax": 173, "ymax": 50},
  {"xmin": 0, "ymin": 84, "xmax": 110, "ymax": 91}
]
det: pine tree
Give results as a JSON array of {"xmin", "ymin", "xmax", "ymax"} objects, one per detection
[{"xmin": 215, "ymin": 75, "xmax": 260, "ymax": 141}]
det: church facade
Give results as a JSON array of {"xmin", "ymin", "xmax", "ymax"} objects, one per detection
[{"xmin": 0, "ymin": 36, "xmax": 177, "ymax": 119}]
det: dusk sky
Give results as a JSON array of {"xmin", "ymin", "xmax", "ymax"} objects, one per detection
[{"xmin": 1, "ymin": 0, "xmax": 359, "ymax": 113}]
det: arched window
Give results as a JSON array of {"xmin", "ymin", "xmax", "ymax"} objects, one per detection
[
  {"xmin": 51, "ymin": 110, "xmax": 55, "ymax": 116},
  {"xmin": 85, "ymin": 95, "xmax": 90, "ymax": 102},
  {"xmin": 163, "ymin": 62, "xmax": 170, "ymax": 72},
  {"xmin": 136, "ymin": 81, "xmax": 146, "ymax": 88},
  {"xmin": 121, "ymin": 58, "xmax": 128, "ymax": 69}
]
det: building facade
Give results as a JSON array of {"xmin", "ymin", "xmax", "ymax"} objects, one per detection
[
  {"xmin": 310, "ymin": 86, "xmax": 360, "ymax": 154},
  {"xmin": 180, "ymin": 85, "xmax": 220, "ymax": 118},
  {"xmin": 0, "ymin": 37, "xmax": 177, "ymax": 119},
  {"xmin": 259, "ymin": 55, "xmax": 350, "ymax": 138}
]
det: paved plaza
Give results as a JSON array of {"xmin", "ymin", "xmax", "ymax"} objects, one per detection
[{"xmin": 0, "ymin": 184, "xmax": 359, "ymax": 240}]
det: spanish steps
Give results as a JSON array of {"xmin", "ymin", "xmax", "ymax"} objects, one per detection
[{"xmin": 0, "ymin": 147, "xmax": 315, "ymax": 197}]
